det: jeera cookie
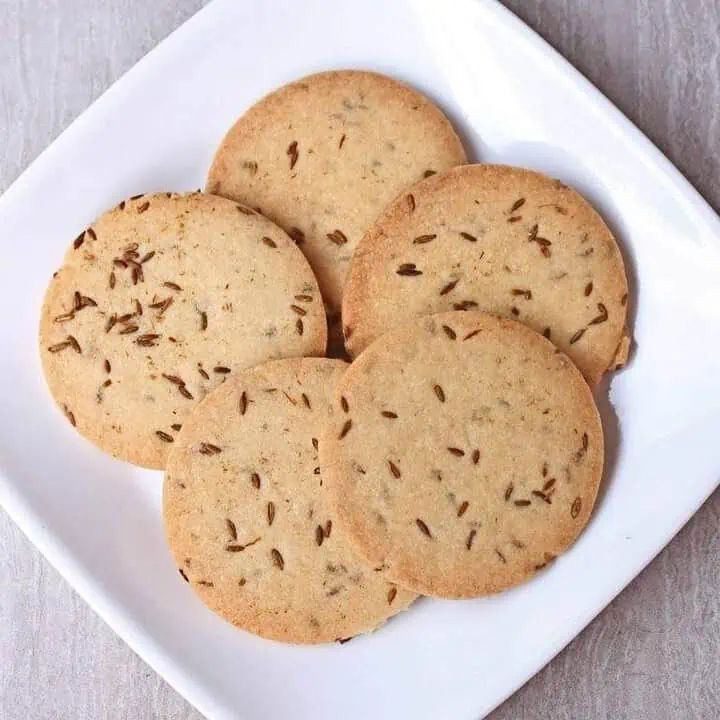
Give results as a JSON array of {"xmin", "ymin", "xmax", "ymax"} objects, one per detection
[
  {"xmin": 163, "ymin": 358, "xmax": 415, "ymax": 644},
  {"xmin": 39, "ymin": 192, "xmax": 326, "ymax": 469},
  {"xmin": 319, "ymin": 312, "xmax": 604, "ymax": 599},
  {"xmin": 342, "ymin": 164, "xmax": 629, "ymax": 383},
  {"xmin": 206, "ymin": 70, "xmax": 467, "ymax": 338}
]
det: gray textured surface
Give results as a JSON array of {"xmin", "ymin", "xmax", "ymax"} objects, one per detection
[{"xmin": 0, "ymin": 0, "xmax": 718, "ymax": 718}]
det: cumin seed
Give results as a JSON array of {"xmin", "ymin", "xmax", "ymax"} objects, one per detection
[
  {"xmin": 135, "ymin": 334, "xmax": 160, "ymax": 347},
  {"xmin": 589, "ymin": 302, "xmax": 608, "ymax": 325},
  {"xmin": 532, "ymin": 490, "xmax": 552, "ymax": 504},
  {"xmin": 441, "ymin": 324, "xmax": 456, "ymax": 340},
  {"xmin": 287, "ymin": 140, "xmax": 299, "ymax": 170},
  {"xmin": 396, "ymin": 263, "xmax": 422, "ymax": 277},
  {"xmin": 288, "ymin": 227, "xmax": 305, "ymax": 245},
  {"xmin": 466, "ymin": 529, "xmax": 477, "ymax": 550},
  {"xmin": 63, "ymin": 405, "xmax": 76, "ymax": 426},
  {"xmin": 271, "ymin": 548, "xmax": 284, "ymax": 570},
  {"xmin": 326, "ymin": 229, "xmax": 348, "ymax": 245},
  {"xmin": 226, "ymin": 519, "xmax": 237, "ymax": 540},
  {"xmin": 339, "ymin": 419, "xmax": 352, "ymax": 439},
  {"xmin": 439, "ymin": 279, "xmax": 458, "ymax": 296},
  {"xmin": 415, "ymin": 518, "xmax": 432, "ymax": 538},
  {"xmin": 413, "ymin": 234, "xmax": 436, "ymax": 244},
  {"xmin": 511, "ymin": 288, "xmax": 532, "ymax": 300},
  {"xmin": 162, "ymin": 374, "xmax": 185, "ymax": 386}
]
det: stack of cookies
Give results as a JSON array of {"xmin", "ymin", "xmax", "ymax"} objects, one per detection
[{"xmin": 39, "ymin": 70, "xmax": 630, "ymax": 644}]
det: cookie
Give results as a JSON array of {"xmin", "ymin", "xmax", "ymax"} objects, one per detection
[
  {"xmin": 206, "ymin": 70, "xmax": 467, "ymax": 339},
  {"xmin": 39, "ymin": 192, "xmax": 326, "ymax": 469},
  {"xmin": 319, "ymin": 312, "xmax": 604, "ymax": 599},
  {"xmin": 163, "ymin": 358, "xmax": 415, "ymax": 644},
  {"xmin": 342, "ymin": 164, "xmax": 629, "ymax": 383}
]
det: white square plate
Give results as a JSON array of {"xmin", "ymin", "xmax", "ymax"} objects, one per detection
[{"xmin": 1, "ymin": 0, "xmax": 719, "ymax": 717}]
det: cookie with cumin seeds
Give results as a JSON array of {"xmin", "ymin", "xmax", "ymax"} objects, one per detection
[
  {"xmin": 342, "ymin": 164, "xmax": 630, "ymax": 383},
  {"xmin": 319, "ymin": 311, "xmax": 604, "ymax": 599},
  {"xmin": 39, "ymin": 192, "xmax": 326, "ymax": 469},
  {"xmin": 163, "ymin": 358, "xmax": 415, "ymax": 644},
  {"xmin": 206, "ymin": 70, "xmax": 467, "ymax": 348}
]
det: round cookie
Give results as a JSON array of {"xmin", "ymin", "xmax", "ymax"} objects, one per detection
[
  {"xmin": 319, "ymin": 312, "xmax": 604, "ymax": 599},
  {"xmin": 206, "ymin": 69, "xmax": 467, "ymax": 336},
  {"xmin": 342, "ymin": 164, "xmax": 629, "ymax": 383},
  {"xmin": 163, "ymin": 358, "xmax": 415, "ymax": 644},
  {"xmin": 40, "ymin": 192, "xmax": 326, "ymax": 469}
]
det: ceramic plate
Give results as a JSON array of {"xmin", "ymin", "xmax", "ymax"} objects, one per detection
[{"xmin": 1, "ymin": 0, "xmax": 719, "ymax": 718}]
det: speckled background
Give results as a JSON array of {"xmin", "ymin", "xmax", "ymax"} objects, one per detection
[{"xmin": 1, "ymin": 1, "xmax": 718, "ymax": 718}]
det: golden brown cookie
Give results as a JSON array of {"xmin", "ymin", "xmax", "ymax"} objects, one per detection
[
  {"xmin": 206, "ymin": 70, "xmax": 467, "ymax": 340},
  {"xmin": 163, "ymin": 358, "xmax": 415, "ymax": 643},
  {"xmin": 319, "ymin": 312, "xmax": 604, "ymax": 599},
  {"xmin": 343, "ymin": 164, "xmax": 629, "ymax": 383},
  {"xmin": 39, "ymin": 192, "xmax": 326, "ymax": 469}
]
